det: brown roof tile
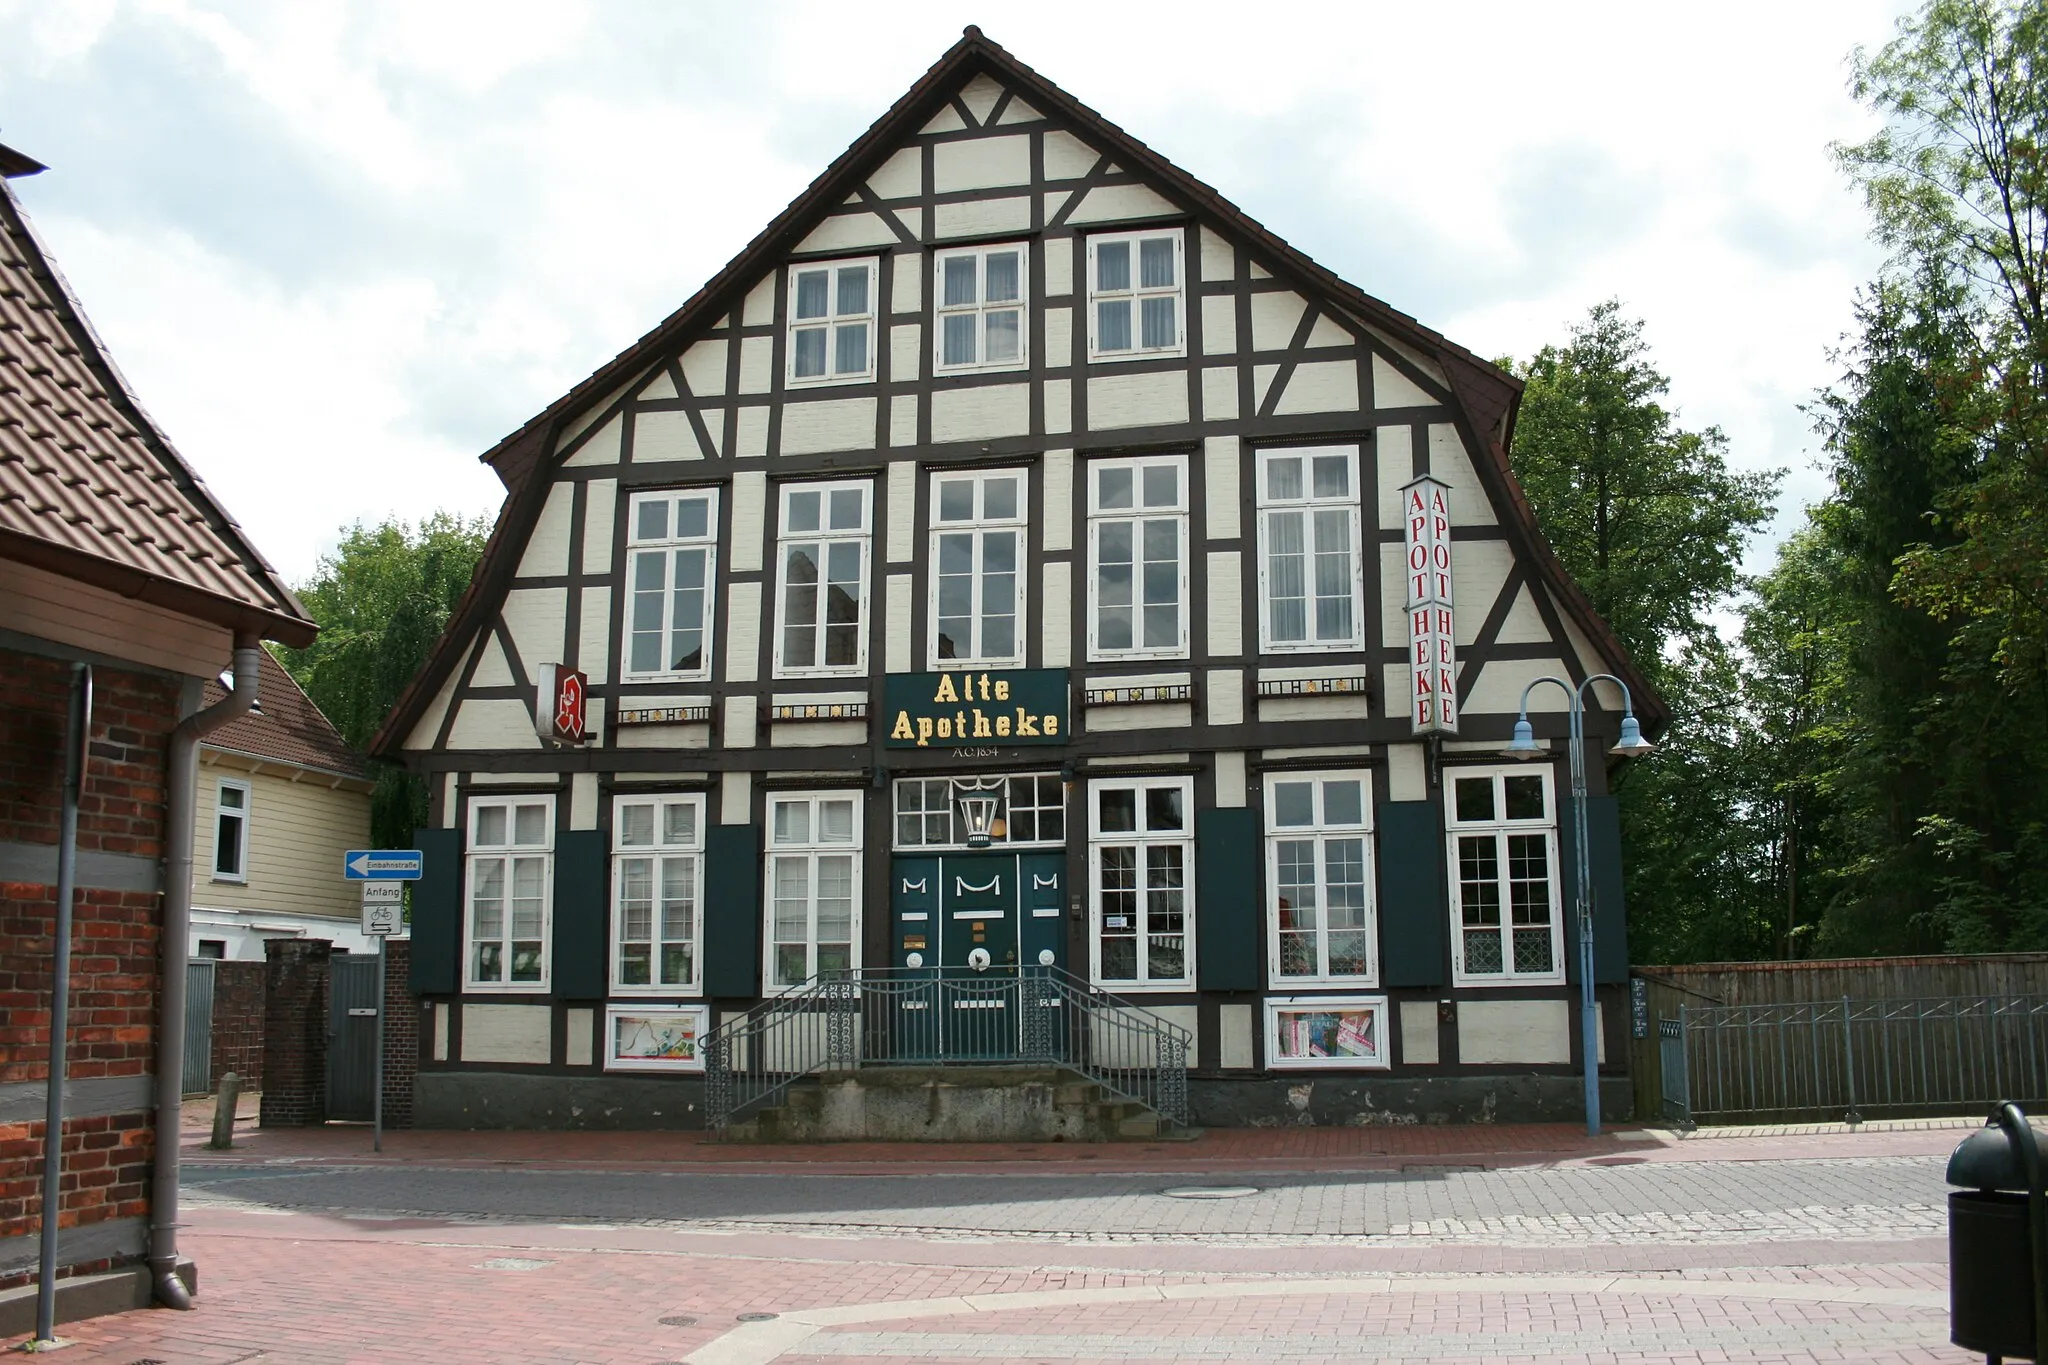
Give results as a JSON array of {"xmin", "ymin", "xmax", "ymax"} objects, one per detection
[
  {"xmin": 0, "ymin": 152, "xmax": 316, "ymax": 647},
  {"xmin": 202, "ymin": 649, "xmax": 369, "ymax": 780}
]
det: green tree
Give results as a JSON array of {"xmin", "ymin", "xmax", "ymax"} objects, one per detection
[
  {"xmin": 1504, "ymin": 303, "xmax": 1781, "ymax": 963},
  {"xmin": 279, "ymin": 513, "xmax": 492, "ymax": 848}
]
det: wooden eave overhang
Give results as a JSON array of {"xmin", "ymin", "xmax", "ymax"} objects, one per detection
[{"xmin": 370, "ymin": 27, "xmax": 1664, "ymax": 757}]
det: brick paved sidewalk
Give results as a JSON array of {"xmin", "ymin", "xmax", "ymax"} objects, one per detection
[{"xmin": 178, "ymin": 1108, "xmax": 1976, "ymax": 1176}]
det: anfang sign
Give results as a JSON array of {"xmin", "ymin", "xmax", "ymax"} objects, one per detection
[
  {"xmin": 1403, "ymin": 476, "xmax": 1458, "ymax": 734},
  {"xmin": 536, "ymin": 664, "xmax": 589, "ymax": 744},
  {"xmin": 884, "ymin": 670, "xmax": 1067, "ymax": 748}
]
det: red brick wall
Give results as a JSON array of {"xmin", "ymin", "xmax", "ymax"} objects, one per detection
[
  {"xmin": 0, "ymin": 648, "xmax": 180, "ymax": 1271},
  {"xmin": 210, "ymin": 959, "xmax": 266, "ymax": 1091},
  {"xmin": 382, "ymin": 939, "xmax": 417, "ymax": 1129},
  {"xmin": 259, "ymin": 939, "xmax": 331, "ymax": 1127}
]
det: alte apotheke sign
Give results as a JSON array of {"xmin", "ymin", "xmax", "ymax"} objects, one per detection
[{"xmin": 885, "ymin": 670, "xmax": 1068, "ymax": 747}]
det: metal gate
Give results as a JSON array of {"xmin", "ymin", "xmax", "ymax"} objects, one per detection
[
  {"xmin": 182, "ymin": 959, "xmax": 215, "ymax": 1097},
  {"xmin": 326, "ymin": 955, "xmax": 380, "ymax": 1121}
]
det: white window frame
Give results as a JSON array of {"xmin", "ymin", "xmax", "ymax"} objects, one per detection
[
  {"xmin": 212, "ymin": 778, "xmax": 250, "ymax": 883},
  {"xmin": 786, "ymin": 257, "xmax": 878, "ymax": 386},
  {"xmin": 1255, "ymin": 444, "xmax": 1365, "ymax": 653},
  {"xmin": 1086, "ymin": 228, "xmax": 1185, "ymax": 361},
  {"xmin": 764, "ymin": 791, "xmax": 864, "ymax": 992},
  {"xmin": 1263, "ymin": 770, "xmax": 1378, "ymax": 987},
  {"xmin": 464, "ymin": 795, "xmax": 556, "ymax": 994},
  {"xmin": 1445, "ymin": 765, "xmax": 1566, "ymax": 987},
  {"xmin": 609, "ymin": 793, "xmax": 706, "ymax": 996},
  {"xmin": 1086, "ymin": 775, "xmax": 1195, "ymax": 992},
  {"xmin": 623, "ymin": 487, "xmax": 721, "ymax": 683},
  {"xmin": 926, "ymin": 468, "xmax": 1029, "ymax": 669},
  {"xmin": 1086, "ymin": 454, "xmax": 1189, "ymax": 661},
  {"xmin": 891, "ymin": 772, "xmax": 1067, "ymax": 851},
  {"xmin": 772, "ymin": 480, "xmax": 872, "ymax": 678},
  {"xmin": 933, "ymin": 242, "xmax": 1029, "ymax": 373},
  {"xmin": 1265, "ymin": 995, "xmax": 1392, "ymax": 1070}
]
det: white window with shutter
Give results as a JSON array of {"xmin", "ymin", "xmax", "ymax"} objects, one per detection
[
  {"xmin": 765, "ymin": 792, "xmax": 863, "ymax": 990},
  {"xmin": 1088, "ymin": 776, "xmax": 1195, "ymax": 990},
  {"xmin": 787, "ymin": 258, "xmax": 878, "ymax": 384},
  {"xmin": 611, "ymin": 794, "xmax": 705, "ymax": 995},
  {"xmin": 1265, "ymin": 771, "xmax": 1378, "ymax": 987},
  {"xmin": 934, "ymin": 243, "xmax": 1027, "ymax": 372},
  {"xmin": 1087, "ymin": 229, "xmax": 1184, "ymax": 361},
  {"xmin": 1446, "ymin": 767, "xmax": 1565, "ymax": 987},
  {"xmin": 465, "ymin": 796, "xmax": 555, "ymax": 992}
]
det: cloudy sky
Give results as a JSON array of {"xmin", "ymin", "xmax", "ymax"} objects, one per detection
[{"xmin": 2, "ymin": 1, "xmax": 1905, "ymax": 585}]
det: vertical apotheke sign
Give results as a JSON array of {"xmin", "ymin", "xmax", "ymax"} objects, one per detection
[{"xmin": 1403, "ymin": 476, "xmax": 1458, "ymax": 734}]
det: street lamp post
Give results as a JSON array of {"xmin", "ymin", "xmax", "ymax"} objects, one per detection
[{"xmin": 1503, "ymin": 674, "xmax": 1654, "ymax": 1137}]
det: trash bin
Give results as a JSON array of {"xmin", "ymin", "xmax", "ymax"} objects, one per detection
[{"xmin": 1947, "ymin": 1101, "xmax": 2047, "ymax": 1362}]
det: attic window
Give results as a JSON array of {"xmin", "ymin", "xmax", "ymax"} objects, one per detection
[
  {"xmin": 787, "ymin": 258, "xmax": 877, "ymax": 385},
  {"xmin": 1088, "ymin": 229, "xmax": 1184, "ymax": 361}
]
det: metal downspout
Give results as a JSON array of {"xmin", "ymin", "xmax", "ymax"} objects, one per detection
[{"xmin": 150, "ymin": 635, "xmax": 260, "ymax": 1308}]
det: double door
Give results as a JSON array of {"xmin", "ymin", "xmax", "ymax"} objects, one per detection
[{"xmin": 888, "ymin": 851, "xmax": 1066, "ymax": 1058}]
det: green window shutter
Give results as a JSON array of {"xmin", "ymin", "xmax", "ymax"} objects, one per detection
[
  {"xmin": 1378, "ymin": 801, "xmax": 1446, "ymax": 988},
  {"xmin": 551, "ymin": 829, "xmax": 609, "ymax": 1000},
  {"xmin": 1195, "ymin": 807, "xmax": 1260, "ymax": 991},
  {"xmin": 409, "ymin": 827, "xmax": 462, "ymax": 995},
  {"xmin": 1563, "ymin": 794, "xmax": 1629, "ymax": 985},
  {"xmin": 703, "ymin": 823, "xmax": 763, "ymax": 999}
]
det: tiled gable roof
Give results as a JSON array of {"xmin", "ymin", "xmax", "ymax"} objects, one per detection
[
  {"xmin": 0, "ymin": 154, "xmax": 317, "ymax": 647},
  {"xmin": 201, "ymin": 648, "xmax": 369, "ymax": 780}
]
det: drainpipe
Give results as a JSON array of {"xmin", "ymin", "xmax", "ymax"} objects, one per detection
[{"xmin": 150, "ymin": 633, "xmax": 260, "ymax": 1309}]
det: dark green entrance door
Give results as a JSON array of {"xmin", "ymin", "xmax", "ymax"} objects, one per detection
[
  {"xmin": 938, "ymin": 852, "xmax": 1017, "ymax": 1058},
  {"xmin": 1018, "ymin": 852, "xmax": 1067, "ymax": 973}
]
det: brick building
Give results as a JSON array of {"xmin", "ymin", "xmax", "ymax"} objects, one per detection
[{"xmin": 0, "ymin": 139, "xmax": 316, "ymax": 1328}]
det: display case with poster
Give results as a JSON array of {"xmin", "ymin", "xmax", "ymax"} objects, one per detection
[
  {"xmin": 603, "ymin": 1003, "xmax": 709, "ymax": 1072},
  {"xmin": 1264, "ymin": 996, "xmax": 1390, "ymax": 1069}
]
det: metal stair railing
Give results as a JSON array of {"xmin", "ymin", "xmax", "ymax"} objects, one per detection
[{"xmin": 703, "ymin": 965, "xmax": 1193, "ymax": 1132}]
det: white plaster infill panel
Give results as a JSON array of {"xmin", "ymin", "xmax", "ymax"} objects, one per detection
[
  {"xmin": 781, "ymin": 397, "xmax": 877, "ymax": 455},
  {"xmin": 1453, "ymin": 541, "xmax": 1515, "ymax": 646},
  {"xmin": 1041, "ymin": 450, "xmax": 1074, "ymax": 552},
  {"xmin": 582, "ymin": 480, "xmax": 616, "ymax": 575},
  {"xmin": 1087, "ymin": 370, "xmax": 1187, "ymax": 431},
  {"xmin": 930, "ymin": 383, "xmax": 1029, "ymax": 444},
  {"xmin": 460, "ymin": 1004, "xmax": 552, "ymax": 1064},
  {"xmin": 501, "ymin": 588, "xmax": 566, "ymax": 679},
  {"xmin": 635, "ymin": 409, "xmax": 704, "ymax": 463},
  {"xmin": 1431, "ymin": 424, "xmax": 1497, "ymax": 525},
  {"xmin": 565, "ymin": 1008, "xmax": 594, "ymax": 1067},
  {"xmin": 867, "ymin": 146, "xmax": 920, "ymax": 199},
  {"xmin": 1064, "ymin": 182, "xmax": 1179, "ymax": 225},
  {"xmin": 1372, "ymin": 354, "xmax": 1438, "ymax": 410},
  {"xmin": 1457, "ymin": 998, "xmax": 1569, "ymax": 1065},
  {"xmin": 933, "ymin": 133, "xmax": 1030, "ymax": 192},
  {"xmin": 1399, "ymin": 999, "xmax": 1440, "ymax": 1065},
  {"xmin": 563, "ymin": 413, "xmax": 622, "ymax": 469},
  {"xmin": 1272, "ymin": 360, "xmax": 1359, "ymax": 416},
  {"xmin": 1201, "ymin": 367, "xmax": 1239, "ymax": 423},
  {"xmin": 681, "ymin": 339, "xmax": 727, "ymax": 397},
  {"xmin": 1041, "ymin": 560, "xmax": 1072, "ymax": 668},
  {"xmin": 468, "ymin": 633, "xmax": 514, "ymax": 689},
  {"xmin": 446, "ymin": 699, "xmax": 540, "ymax": 751},
  {"xmin": 1374, "ymin": 426, "xmax": 1412, "ymax": 530},
  {"xmin": 1043, "ymin": 129, "xmax": 1099, "ymax": 180},
  {"xmin": 1219, "ymin": 1002, "xmax": 1255, "ymax": 1069},
  {"xmin": 577, "ymin": 586, "xmax": 611, "ymax": 686},
  {"xmin": 516, "ymin": 483, "xmax": 573, "ymax": 577},
  {"xmin": 798, "ymin": 212, "xmax": 898, "ymax": 254},
  {"xmin": 934, "ymin": 197, "xmax": 1030, "ymax": 240}
]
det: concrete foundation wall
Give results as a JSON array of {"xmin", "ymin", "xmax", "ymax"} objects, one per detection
[{"xmin": 414, "ymin": 1070, "xmax": 708, "ymax": 1130}]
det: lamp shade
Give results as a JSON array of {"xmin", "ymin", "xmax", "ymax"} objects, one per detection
[
  {"xmin": 1503, "ymin": 717, "xmax": 1542, "ymax": 759},
  {"xmin": 1610, "ymin": 714, "xmax": 1655, "ymax": 756}
]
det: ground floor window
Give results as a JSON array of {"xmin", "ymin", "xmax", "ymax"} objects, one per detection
[
  {"xmin": 611, "ymin": 793, "xmax": 704, "ymax": 993},
  {"xmin": 1446, "ymin": 766, "xmax": 1563, "ymax": 985},
  {"xmin": 766, "ymin": 791, "xmax": 862, "ymax": 988},
  {"xmin": 465, "ymin": 795, "xmax": 555, "ymax": 990},
  {"xmin": 1087, "ymin": 775, "xmax": 1194, "ymax": 989}
]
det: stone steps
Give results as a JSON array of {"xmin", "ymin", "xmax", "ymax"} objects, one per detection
[{"xmin": 724, "ymin": 1065, "xmax": 1174, "ymax": 1142}]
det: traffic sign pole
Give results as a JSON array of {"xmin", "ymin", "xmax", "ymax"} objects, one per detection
[{"xmin": 373, "ymin": 934, "xmax": 385, "ymax": 1154}]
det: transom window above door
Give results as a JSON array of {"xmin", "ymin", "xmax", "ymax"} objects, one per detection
[
  {"xmin": 624, "ymin": 488, "xmax": 720, "ymax": 681},
  {"xmin": 788, "ymin": 258, "xmax": 877, "ymax": 384},
  {"xmin": 774, "ymin": 481, "xmax": 872, "ymax": 676},
  {"xmin": 893, "ymin": 773, "xmax": 1066, "ymax": 850},
  {"xmin": 929, "ymin": 468, "xmax": 1028, "ymax": 668},
  {"xmin": 935, "ymin": 243, "xmax": 1027, "ymax": 372},
  {"xmin": 1088, "ymin": 229, "xmax": 1184, "ymax": 360},
  {"xmin": 1087, "ymin": 455, "xmax": 1188, "ymax": 660}
]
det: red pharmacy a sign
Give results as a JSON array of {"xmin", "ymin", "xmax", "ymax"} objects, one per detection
[{"xmin": 536, "ymin": 664, "xmax": 589, "ymax": 744}]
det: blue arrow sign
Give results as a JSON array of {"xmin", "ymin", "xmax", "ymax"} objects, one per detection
[{"xmin": 344, "ymin": 850, "xmax": 423, "ymax": 881}]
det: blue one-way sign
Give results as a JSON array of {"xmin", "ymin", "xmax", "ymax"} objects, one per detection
[{"xmin": 343, "ymin": 850, "xmax": 423, "ymax": 881}]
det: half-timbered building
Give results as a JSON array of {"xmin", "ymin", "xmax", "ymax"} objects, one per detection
[{"xmin": 374, "ymin": 28, "xmax": 1665, "ymax": 1130}]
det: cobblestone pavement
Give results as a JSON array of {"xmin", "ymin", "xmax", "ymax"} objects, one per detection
[{"xmin": 15, "ymin": 1126, "xmax": 1977, "ymax": 1364}]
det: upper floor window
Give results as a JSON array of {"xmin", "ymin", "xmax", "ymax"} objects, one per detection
[
  {"xmin": 1256, "ymin": 445, "xmax": 1363, "ymax": 652},
  {"xmin": 611, "ymin": 793, "xmax": 704, "ymax": 995},
  {"xmin": 929, "ymin": 469, "xmax": 1028, "ymax": 668},
  {"xmin": 1266, "ymin": 771, "xmax": 1376, "ymax": 986},
  {"xmin": 625, "ymin": 488, "xmax": 720, "ymax": 682},
  {"xmin": 1087, "ymin": 455, "xmax": 1188, "ymax": 660},
  {"xmin": 466, "ymin": 796, "xmax": 554, "ymax": 991},
  {"xmin": 935, "ymin": 243, "xmax": 1027, "ymax": 372},
  {"xmin": 1088, "ymin": 229, "xmax": 1184, "ymax": 360},
  {"xmin": 893, "ymin": 773, "xmax": 1066, "ymax": 850},
  {"xmin": 766, "ymin": 792, "xmax": 862, "ymax": 989},
  {"xmin": 774, "ymin": 481, "xmax": 872, "ymax": 676},
  {"xmin": 213, "ymin": 779, "xmax": 250, "ymax": 882},
  {"xmin": 788, "ymin": 258, "xmax": 877, "ymax": 384},
  {"xmin": 1088, "ymin": 775, "xmax": 1194, "ymax": 990},
  {"xmin": 1446, "ymin": 767, "xmax": 1563, "ymax": 986}
]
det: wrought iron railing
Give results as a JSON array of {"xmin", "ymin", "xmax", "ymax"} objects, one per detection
[
  {"xmin": 703, "ymin": 964, "xmax": 1191, "ymax": 1133},
  {"xmin": 1665, "ymin": 993, "xmax": 2048, "ymax": 1126}
]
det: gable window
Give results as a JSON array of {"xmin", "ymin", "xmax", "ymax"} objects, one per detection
[
  {"xmin": 774, "ymin": 481, "xmax": 871, "ymax": 676},
  {"xmin": 934, "ymin": 243, "xmax": 1027, "ymax": 371},
  {"xmin": 1088, "ymin": 229, "xmax": 1184, "ymax": 360},
  {"xmin": 766, "ymin": 792, "xmax": 862, "ymax": 989},
  {"xmin": 466, "ymin": 796, "xmax": 554, "ymax": 991},
  {"xmin": 625, "ymin": 488, "xmax": 720, "ymax": 681},
  {"xmin": 1087, "ymin": 455, "xmax": 1187, "ymax": 660},
  {"xmin": 928, "ymin": 469, "xmax": 1028, "ymax": 667},
  {"xmin": 788, "ymin": 258, "xmax": 877, "ymax": 383},
  {"xmin": 1256, "ymin": 445, "xmax": 1363, "ymax": 652},
  {"xmin": 213, "ymin": 779, "xmax": 250, "ymax": 882},
  {"xmin": 612, "ymin": 794, "xmax": 703, "ymax": 994},
  {"xmin": 1446, "ymin": 767, "xmax": 1563, "ymax": 986},
  {"xmin": 1266, "ymin": 771, "xmax": 1376, "ymax": 986},
  {"xmin": 1088, "ymin": 776, "xmax": 1194, "ymax": 990}
]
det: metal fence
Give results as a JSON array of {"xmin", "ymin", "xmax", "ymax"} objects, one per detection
[
  {"xmin": 182, "ymin": 959, "xmax": 215, "ymax": 1097},
  {"xmin": 1665, "ymin": 993, "xmax": 2048, "ymax": 1126},
  {"xmin": 704, "ymin": 964, "xmax": 1190, "ymax": 1132}
]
